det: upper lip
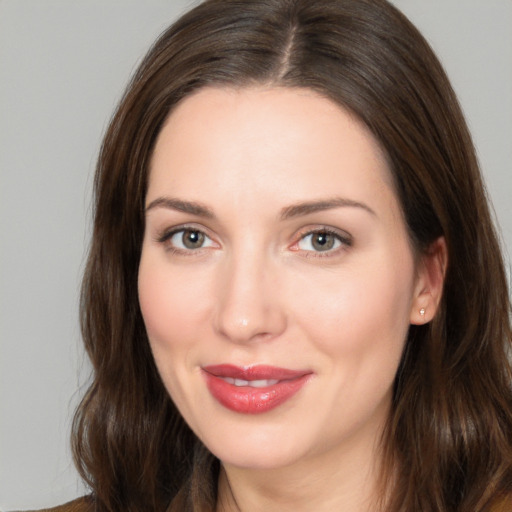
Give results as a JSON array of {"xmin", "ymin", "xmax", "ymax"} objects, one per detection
[{"xmin": 202, "ymin": 364, "xmax": 312, "ymax": 381}]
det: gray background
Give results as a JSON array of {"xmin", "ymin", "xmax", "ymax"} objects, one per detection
[{"xmin": 1, "ymin": 1, "xmax": 510, "ymax": 509}]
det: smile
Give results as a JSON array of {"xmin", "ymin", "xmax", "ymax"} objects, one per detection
[
  {"xmin": 202, "ymin": 364, "xmax": 312, "ymax": 414},
  {"xmin": 221, "ymin": 378, "xmax": 279, "ymax": 387}
]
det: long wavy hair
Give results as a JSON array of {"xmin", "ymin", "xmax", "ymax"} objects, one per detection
[{"xmin": 73, "ymin": 0, "xmax": 512, "ymax": 510}]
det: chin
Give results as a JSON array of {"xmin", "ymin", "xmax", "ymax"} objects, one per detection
[
  {"xmin": 215, "ymin": 446, "xmax": 305, "ymax": 471},
  {"xmin": 195, "ymin": 421, "xmax": 318, "ymax": 471}
]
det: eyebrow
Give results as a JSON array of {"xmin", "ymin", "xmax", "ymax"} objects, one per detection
[
  {"xmin": 280, "ymin": 197, "xmax": 376, "ymax": 220},
  {"xmin": 145, "ymin": 197, "xmax": 214, "ymax": 218},
  {"xmin": 144, "ymin": 196, "xmax": 376, "ymax": 219}
]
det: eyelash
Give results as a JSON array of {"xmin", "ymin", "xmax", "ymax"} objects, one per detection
[
  {"xmin": 292, "ymin": 227, "xmax": 352, "ymax": 258},
  {"xmin": 156, "ymin": 225, "xmax": 216, "ymax": 255},
  {"xmin": 155, "ymin": 225, "xmax": 352, "ymax": 257}
]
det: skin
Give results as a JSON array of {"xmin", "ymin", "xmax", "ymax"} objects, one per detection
[{"xmin": 138, "ymin": 87, "xmax": 445, "ymax": 511}]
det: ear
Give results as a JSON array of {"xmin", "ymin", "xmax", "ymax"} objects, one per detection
[{"xmin": 410, "ymin": 237, "xmax": 448, "ymax": 325}]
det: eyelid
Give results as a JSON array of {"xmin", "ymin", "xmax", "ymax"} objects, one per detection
[
  {"xmin": 153, "ymin": 223, "xmax": 351, "ymax": 257},
  {"xmin": 290, "ymin": 226, "xmax": 353, "ymax": 256},
  {"xmin": 154, "ymin": 223, "xmax": 219, "ymax": 252}
]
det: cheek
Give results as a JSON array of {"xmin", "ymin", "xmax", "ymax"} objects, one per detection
[
  {"xmin": 138, "ymin": 266, "xmax": 174, "ymax": 348},
  {"xmin": 138, "ymin": 254, "xmax": 206, "ymax": 356},
  {"xmin": 137, "ymin": 253, "xmax": 210, "ymax": 412},
  {"xmin": 290, "ymin": 253, "xmax": 415, "ymax": 364}
]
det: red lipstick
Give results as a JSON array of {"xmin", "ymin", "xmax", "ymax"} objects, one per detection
[{"xmin": 202, "ymin": 364, "xmax": 312, "ymax": 414}]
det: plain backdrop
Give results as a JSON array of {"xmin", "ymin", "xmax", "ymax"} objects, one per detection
[{"xmin": 1, "ymin": 1, "xmax": 511, "ymax": 509}]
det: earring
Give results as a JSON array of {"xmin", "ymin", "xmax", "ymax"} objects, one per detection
[{"xmin": 419, "ymin": 308, "xmax": 426, "ymax": 316}]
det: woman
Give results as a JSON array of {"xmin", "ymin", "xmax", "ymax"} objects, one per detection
[{"xmin": 42, "ymin": 0, "xmax": 512, "ymax": 510}]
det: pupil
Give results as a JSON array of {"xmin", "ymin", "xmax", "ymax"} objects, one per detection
[
  {"xmin": 313, "ymin": 233, "xmax": 334, "ymax": 251},
  {"xmin": 183, "ymin": 230, "xmax": 204, "ymax": 249}
]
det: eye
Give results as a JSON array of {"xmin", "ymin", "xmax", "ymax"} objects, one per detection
[
  {"xmin": 296, "ymin": 229, "xmax": 351, "ymax": 253},
  {"xmin": 160, "ymin": 228, "xmax": 215, "ymax": 251}
]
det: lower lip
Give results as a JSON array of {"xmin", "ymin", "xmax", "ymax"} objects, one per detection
[{"xmin": 202, "ymin": 370, "xmax": 311, "ymax": 414}]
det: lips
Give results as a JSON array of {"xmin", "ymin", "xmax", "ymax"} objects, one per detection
[{"xmin": 202, "ymin": 364, "xmax": 312, "ymax": 414}]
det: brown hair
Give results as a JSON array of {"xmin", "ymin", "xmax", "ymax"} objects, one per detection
[{"xmin": 73, "ymin": 0, "xmax": 512, "ymax": 510}]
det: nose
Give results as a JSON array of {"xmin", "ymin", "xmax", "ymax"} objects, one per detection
[{"xmin": 213, "ymin": 251, "xmax": 287, "ymax": 344}]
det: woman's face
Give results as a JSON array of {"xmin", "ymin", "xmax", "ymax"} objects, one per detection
[{"xmin": 139, "ymin": 87, "xmax": 428, "ymax": 471}]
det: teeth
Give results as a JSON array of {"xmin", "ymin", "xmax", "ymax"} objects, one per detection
[
  {"xmin": 247, "ymin": 379, "xmax": 279, "ymax": 388},
  {"xmin": 222, "ymin": 377, "xmax": 279, "ymax": 387}
]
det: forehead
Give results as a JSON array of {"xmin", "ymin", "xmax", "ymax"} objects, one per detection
[{"xmin": 148, "ymin": 86, "xmax": 398, "ymax": 220}]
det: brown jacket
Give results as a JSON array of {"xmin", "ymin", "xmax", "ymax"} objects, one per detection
[
  {"xmin": 23, "ymin": 497, "xmax": 93, "ymax": 512},
  {"xmin": 24, "ymin": 494, "xmax": 512, "ymax": 511}
]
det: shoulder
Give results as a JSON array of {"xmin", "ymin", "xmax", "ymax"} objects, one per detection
[{"xmin": 20, "ymin": 496, "xmax": 94, "ymax": 512}]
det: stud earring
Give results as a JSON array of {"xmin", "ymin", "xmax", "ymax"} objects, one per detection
[{"xmin": 419, "ymin": 308, "xmax": 426, "ymax": 316}]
